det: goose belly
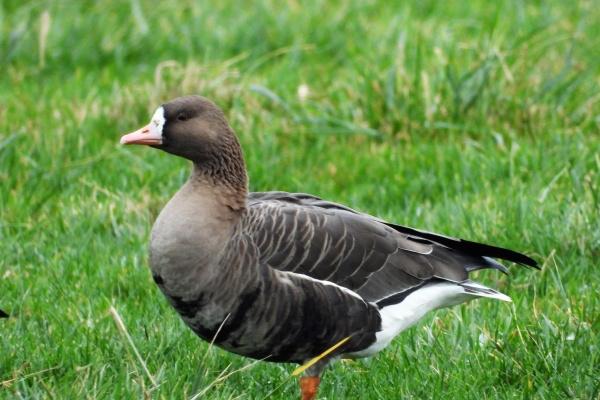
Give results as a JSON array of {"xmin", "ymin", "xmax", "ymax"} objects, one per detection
[{"xmin": 167, "ymin": 267, "xmax": 382, "ymax": 363}]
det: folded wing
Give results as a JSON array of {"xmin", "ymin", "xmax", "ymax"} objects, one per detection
[{"xmin": 245, "ymin": 192, "xmax": 537, "ymax": 305}]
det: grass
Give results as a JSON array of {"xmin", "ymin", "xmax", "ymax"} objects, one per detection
[{"xmin": 1, "ymin": 0, "xmax": 599, "ymax": 398}]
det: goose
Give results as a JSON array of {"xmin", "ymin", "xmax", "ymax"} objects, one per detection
[{"xmin": 120, "ymin": 95, "xmax": 538, "ymax": 399}]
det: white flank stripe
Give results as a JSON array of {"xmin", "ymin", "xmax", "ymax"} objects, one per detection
[{"xmin": 284, "ymin": 271, "xmax": 365, "ymax": 302}]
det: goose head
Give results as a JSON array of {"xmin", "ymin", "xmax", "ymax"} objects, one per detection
[{"xmin": 120, "ymin": 95, "xmax": 239, "ymax": 165}]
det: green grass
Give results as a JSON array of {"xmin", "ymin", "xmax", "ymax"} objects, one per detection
[{"xmin": 1, "ymin": 0, "xmax": 599, "ymax": 398}]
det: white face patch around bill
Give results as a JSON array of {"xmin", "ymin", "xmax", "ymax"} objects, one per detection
[{"xmin": 149, "ymin": 106, "xmax": 166, "ymax": 138}]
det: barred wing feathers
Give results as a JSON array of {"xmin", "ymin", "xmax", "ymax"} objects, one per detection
[{"xmin": 245, "ymin": 192, "xmax": 537, "ymax": 305}]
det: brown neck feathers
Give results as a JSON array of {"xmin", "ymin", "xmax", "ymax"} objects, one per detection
[{"xmin": 191, "ymin": 135, "xmax": 248, "ymax": 212}]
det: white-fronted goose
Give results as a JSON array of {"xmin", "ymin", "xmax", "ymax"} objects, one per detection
[{"xmin": 120, "ymin": 96, "xmax": 538, "ymax": 399}]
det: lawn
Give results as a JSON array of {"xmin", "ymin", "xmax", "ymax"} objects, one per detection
[{"xmin": 1, "ymin": 1, "xmax": 599, "ymax": 398}]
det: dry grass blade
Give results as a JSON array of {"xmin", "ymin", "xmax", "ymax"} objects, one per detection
[
  {"xmin": 200, "ymin": 313, "xmax": 231, "ymax": 367},
  {"xmin": 38, "ymin": 10, "xmax": 51, "ymax": 67},
  {"xmin": 189, "ymin": 357, "xmax": 266, "ymax": 400},
  {"xmin": 292, "ymin": 336, "xmax": 351, "ymax": 376},
  {"xmin": 109, "ymin": 306, "xmax": 158, "ymax": 388},
  {"xmin": 1, "ymin": 366, "xmax": 60, "ymax": 388}
]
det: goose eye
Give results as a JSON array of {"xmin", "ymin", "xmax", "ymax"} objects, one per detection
[{"xmin": 176, "ymin": 113, "xmax": 188, "ymax": 121}]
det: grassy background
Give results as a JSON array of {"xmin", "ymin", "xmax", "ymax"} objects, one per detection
[{"xmin": 1, "ymin": 0, "xmax": 599, "ymax": 398}]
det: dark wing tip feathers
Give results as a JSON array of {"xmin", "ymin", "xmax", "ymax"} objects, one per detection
[
  {"xmin": 386, "ymin": 223, "xmax": 539, "ymax": 269},
  {"xmin": 0, "ymin": 309, "xmax": 8, "ymax": 318}
]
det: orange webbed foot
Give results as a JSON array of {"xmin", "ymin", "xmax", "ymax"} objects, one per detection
[{"xmin": 299, "ymin": 376, "xmax": 321, "ymax": 400}]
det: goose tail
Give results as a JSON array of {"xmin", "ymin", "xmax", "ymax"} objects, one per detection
[{"xmin": 459, "ymin": 280, "xmax": 512, "ymax": 302}]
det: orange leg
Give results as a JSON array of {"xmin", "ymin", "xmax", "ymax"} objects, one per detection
[{"xmin": 299, "ymin": 376, "xmax": 321, "ymax": 400}]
